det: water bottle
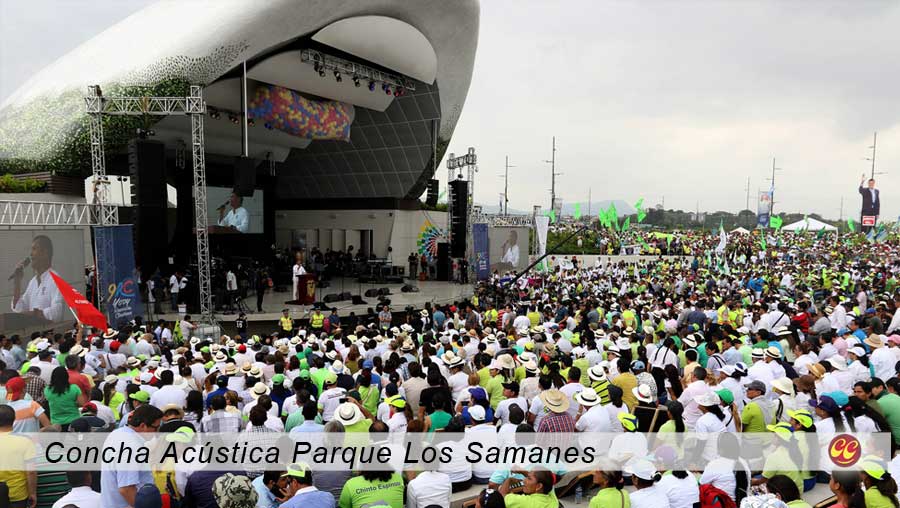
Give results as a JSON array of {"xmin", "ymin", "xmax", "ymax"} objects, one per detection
[{"xmin": 575, "ymin": 484, "xmax": 583, "ymax": 504}]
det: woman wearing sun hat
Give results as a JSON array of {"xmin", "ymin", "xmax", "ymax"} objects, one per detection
[{"xmin": 694, "ymin": 392, "xmax": 726, "ymax": 461}]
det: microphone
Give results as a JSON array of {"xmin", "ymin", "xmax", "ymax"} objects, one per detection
[
  {"xmin": 8, "ymin": 256, "xmax": 30, "ymax": 281},
  {"xmin": 217, "ymin": 199, "xmax": 229, "ymax": 211}
]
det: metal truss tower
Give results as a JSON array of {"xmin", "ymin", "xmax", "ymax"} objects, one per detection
[{"xmin": 84, "ymin": 85, "xmax": 215, "ymax": 325}]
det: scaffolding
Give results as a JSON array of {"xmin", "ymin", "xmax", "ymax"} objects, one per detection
[
  {"xmin": 84, "ymin": 85, "xmax": 215, "ymax": 325},
  {"xmin": 0, "ymin": 201, "xmax": 97, "ymax": 226}
]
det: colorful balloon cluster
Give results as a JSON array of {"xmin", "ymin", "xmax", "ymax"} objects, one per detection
[{"xmin": 248, "ymin": 85, "xmax": 354, "ymax": 140}]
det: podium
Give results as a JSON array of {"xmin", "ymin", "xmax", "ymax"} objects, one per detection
[{"xmin": 289, "ymin": 274, "xmax": 317, "ymax": 305}]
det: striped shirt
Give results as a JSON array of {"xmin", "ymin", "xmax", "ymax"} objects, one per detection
[{"xmin": 200, "ymin": 410, "xmax": 243, "ymax": 433}]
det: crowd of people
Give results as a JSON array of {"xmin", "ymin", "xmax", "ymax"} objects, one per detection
[{"xmin": 0, "ymin": 228, "xmax": 899, "ymax": 508}]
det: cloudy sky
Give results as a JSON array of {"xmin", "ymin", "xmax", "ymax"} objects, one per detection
[{"xmin": 2, "ymin": 0, "xmax": 899, "ymax": 221}]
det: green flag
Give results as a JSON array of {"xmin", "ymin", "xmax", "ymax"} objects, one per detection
[
  {"xmin": 634, "ymin": 198, "xmax": 644, "ymax": 210},
  {"xmin": 607, "ymin": 202, "xmax": 618, "ymax": 231},
  {"xmin": 574, "ymin": 203, "xmax": 582, "ymax": 220},
  {"xmin": 666, "ymin": 234, "xmax": 673, "ymax": 249},
  {"xmin": 637, "ymin": 209, "xmax": 647, "ymax": 223},
  {"xmin": 621, "ymin": 216, "xmax": 631, "ymax": 231},
  {"xmin": 816, "ymin": 228, "xmax": 825, "ymax": 239},
  {"xmin": 760, "ymin": 234, "xmax": 767, "ymax": 251},
  {"xmin": 847, "ymin": 218, "xmax": 856, "ymax": 232},
  {"xmin": 769, "ymin": 215, "xmax": 783, "ymax": 230},
  {"xmin": 598, "ymin": 209, "xmax": 610, "ymax": 228},
  {"xmin": 546, "ymin": 209, "xmax": 556, "ymax": 223},
  {"xmin": 638, "ymin": 235, "xmax": 651, "ymax": 252}
]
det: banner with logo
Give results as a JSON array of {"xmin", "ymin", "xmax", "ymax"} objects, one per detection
[
  {"xmin": 535, "ymin": 215, "xmax": 550, "ymax": 271},
  {"xmin": 472, "ymin": 223, "xmax": 490, "ymax": 281},
  {"xmin": 757, "ymin": 190, "xmax": 773, "ymax": 227},
  {"xmin": 94, "ymin": 225, "xmax": 142, "ymax": 327}
]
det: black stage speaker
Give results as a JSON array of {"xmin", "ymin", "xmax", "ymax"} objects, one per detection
[
  {"xmin": 365, "ymin": 288, "xmax": 381, "ymax": 297},
  {"xmin": 426, "ymin": 179, "xmax": 439, "ymax": 206},
  {"xmin": 351, "ymin": 295, "xmax": 366, "ymax": 305},
  {"xmin": 449, "ymin": 180, "xmax": 469, "ymax": 258},
  {"xmin": 323, "ymin": 293, "xmax": 340, "ymax": 303},
  {"xmin": 339, "ymin": 292, "xmax": 352, "ymax": 301},
  {"xmin": 128, "ymin": 139, "xmax": 168, "ymax": 277},
  {"xmin": 233, "ymin": 156, "xmax": 257, "ymax": 197},
  {"xmin": 436, "ymin": 242, "xmax": 450, "ymax": 281}
]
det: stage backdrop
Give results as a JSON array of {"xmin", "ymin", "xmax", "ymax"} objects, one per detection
[
  {"xmin": 489, "ymin": 226, "xmax": 530, "ymax": 273},
  {"xmin": 0, "ymin": 229, "xmax": 85, "ymax": 332},
  {"xmin": 472, "ymin": 223, "xmax": 490, "ymax": 281},
  {"xmin": 94, "ymin": 225, "xmax": 143, "ymax": 328}
]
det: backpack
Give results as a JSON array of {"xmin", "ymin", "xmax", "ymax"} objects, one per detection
[{"xmin": 699, "ymin": 483, "xmax": 737, "ymax": 508}]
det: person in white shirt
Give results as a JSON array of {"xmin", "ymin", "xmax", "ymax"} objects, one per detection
[
  {"xmin": 677, "ymin": 366, "xmax": 711, "ymax": 430},
  {"xmin": 405, "ymin": 464, "xmax": 451, "ymax": 508},
  {"xmin": 292, "ymin": 252, "xmax": 307, "ymax": 301},
  {"xmin": 574, "ymin": 387, "xmax": 610, "ymax": 432},
  {"xmin": 169, "ymin": 271, "xmax": 181, "ymax": 311},
  {"xmin": 10, "ymin": 235, "xmax": 67, "ymax": 323},
  {"xmin": 494, "ymin": 382, "xmax": 527, "ymax": 425},
  {"xmin": 868, "ymin": 335, "xmax": 895, "ymax": 381},
  {"xmin": 149, "ymin": 371, "xmax": 187, "ymax": 409},
  {"xmin": 216, "ymin": 192, "xmax": 249, "ymax": 233},
  {"xmin": 52, "ymin": 471, "xmax": 101, "ymax": 508},
  {"xmin": 625, "ymin": 459, "xmax": 671, "ymax": 508}
]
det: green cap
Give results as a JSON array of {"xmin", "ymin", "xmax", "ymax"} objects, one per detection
[
  {"xmin": 299, "ymin": 369, "xmax": 310, "ymax": 380},
  {"xmin": 272, "ymin": 374, "xmax": 285, "ymax": 386},
  {"xmin": 281, "ymin": 462, "xmax": 311, "ymax": 479},
  {"xmin": 324, "ymin": 372, "xmax": 338, "ymax": 385},
  {"xmin": 715, "ymin": 388, "xmax": 734, "ymax": 406},
  {"xmin": 165, "ymin": 426, "xmax": 196, "ymax": 443},
  {"xmin": 130, "ymin": 391, "xmax": 150, "ymax": 403}
]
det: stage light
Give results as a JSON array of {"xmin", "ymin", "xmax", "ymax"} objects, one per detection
[
  {"xmin": 393, "ymin": 88, "xmax": 405, "ymax": 97},
  {"xmin": 368, "ymin": 80, "xmax": 376, "ymax": 92},
  {"xmin": 264, "ymin": 122, "xmax": 273, "ymax": 130},
  {"xmin": 352, "ymin": 76, "xmax": 360, "ymax": 87},
  {"xmin": 382, "ymin": 83, "xmax": 391, "ymax": 95},
  {"xmin": 228, "ymin": 114, "xmax": 239, "ymax": 124},
  {"xmin": 333, "ymin": 70, "xmax": 342, "ymax": 82},
  {"xmin": 247, "ymin": 118, "xmax": 255, "ymax": 127},
  {"xmin": 209, "ymin": 109, "xmax": 220, "ymax": 119}
]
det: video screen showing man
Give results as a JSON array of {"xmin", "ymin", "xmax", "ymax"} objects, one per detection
[
  {"xmin": 10, "ymin": 235, "xmax": 66, "ymax": 323},
  {"xmin": 216, "ymin": 192, "xmax": 249, "ymax": 233},
  {"xmin": 859, "ymin": 174, "xmax": 880, "ymax": 230},
  {"xmin": 490, "ymin": 228, "xmax": 525, "ymax": 273}
]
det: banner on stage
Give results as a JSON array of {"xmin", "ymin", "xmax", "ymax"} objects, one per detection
[
  {"xmin": 862, "ymin": 215, "xmax": 876, "ymax": 226},
  {"xmin": 757, "ymin": 190, "xmax": 772, "ymax": 227},
  {"xmin": 94, "ymin": 225, "xmax": 142, "ymax": 327},
  {"xmin": 472, "ymin": 223, "xmax": 490, "ymax": 281}
]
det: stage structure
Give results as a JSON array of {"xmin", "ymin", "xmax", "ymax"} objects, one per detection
[{"xmin": 84, "ymin": 85, "xmax": 216, "ymax": 325}]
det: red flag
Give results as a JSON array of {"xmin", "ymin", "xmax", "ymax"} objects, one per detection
[{"xmin": 49, "ymin": 271, "xmax": 108, "ymax": 330}]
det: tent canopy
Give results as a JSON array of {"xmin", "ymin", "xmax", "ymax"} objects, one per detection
[
  {"xmin": 782, "ymin": 217, "xmax": 837, "ymax": 231},
  {"xmin": 730, "ymin": 227, "xmax": 750, "ymax": 234}
]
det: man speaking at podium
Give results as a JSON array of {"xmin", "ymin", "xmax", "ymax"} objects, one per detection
[
  {"xmin": 10, "ymin": 235, "xmax": 67, "ymax": 323},
  {"xmin": 859, "ymin": 174, "xmax": 880, "ymax": 231},
  {"xmin": 215, "ymin": 192, "xmax": 249, "ymax": 233}
]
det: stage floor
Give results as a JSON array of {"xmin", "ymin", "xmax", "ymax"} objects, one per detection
[{"xmin": 155, "ymin": 277, "xmax": 474, "ymax": 325}]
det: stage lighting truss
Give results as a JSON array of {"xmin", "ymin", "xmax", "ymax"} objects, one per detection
[{"xmin": 300, "ymin": 49, "xmax": 416, "ymax": 94}]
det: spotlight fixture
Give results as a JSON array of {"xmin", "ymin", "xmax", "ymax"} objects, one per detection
[
  {"xmin": 352, "ymin": 76, "xmax": 360, "ymax": 87},
  {"xmin": 333, "ymin": 70, "xmax": 342, "ymax": 82},
  {"xmin": 228, "ymin": 114, "xmax": 239, "ymax": 124},
  {"xmin": 318, "ymin": 66, "xmax": 326, "ymax": 78},
  {"xmin": 393, "ymin": 88, "xmax": 404, "ymax": 97},
  {"xmin": 368, "ymin": 80, "xmax": 376, "ymax": 92},
  {"xmin": 264, "ymin": 122, "xmax": 273, "ymax": 130},
  {"xmin": 209, "ymin": 109, "xmax": 220, "ymax": 119},
  {"xmin": 247, "ymin": 118, "xmax": 255, "ymax": 127},
  {"xmin": 382, "ymin": 83, "xmax": 391, "ymax": 95}
]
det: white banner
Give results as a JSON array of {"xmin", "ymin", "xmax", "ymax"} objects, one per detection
[{"xmin": 535, "ymin": 216, "xmax": 550, "ymax": 257}]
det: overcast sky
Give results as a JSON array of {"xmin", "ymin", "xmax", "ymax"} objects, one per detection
[{"xmin": 2, "ymin": 0, "xmax": 899, "ymax": 221}]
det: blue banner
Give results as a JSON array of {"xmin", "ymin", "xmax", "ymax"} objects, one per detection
[
  {"xmin": 472, "ymin": 223, "xmax": 490, "ymax": 281},
  {"xmin": 757, "ymin": 190, "xmax": 773, "ymax": 227},
  {"xmin": 94, "ymin": 225, "xmax": 142, "ymax": 327}
]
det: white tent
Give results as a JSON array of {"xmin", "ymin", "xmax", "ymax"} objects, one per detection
[
  {"xmin": 782, "ymin": 217, "xmax": 837, "ymax": 232},
  {"xmin": 730, "ymin": 227, "xmax": 750, "ymax": 234}
]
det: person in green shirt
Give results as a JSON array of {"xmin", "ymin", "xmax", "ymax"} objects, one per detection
[
  {"xmin": 753, "ymin": 423, "xmax": 804, "ymax": 494},
  {"xmin": 485, "ymin": 362, "xmax": 510, "ymax": 411},
  {"xmin": 500, "ymin": 467, "xmax": 559, "ymax": 508},
  {"xmin": 873, "ymin": 380, "xmax": 900, "ymax": 446},
  {"xmin": 339, "ymin": 470, "xmax": 405, "ymax": 508},
  {"xmin": 860, "ymin": 456, "xmax": 900, "ymax": 508},
  {"xmin": 590, "ymin": 469, "xmax": 629, "ymax": 508},
  {"xmin": 44, "ymin": 367, "xmax": 86, "ymax": 428},
  {"xmin": 765, "ymin": 474, "xmax": 811, "ymax": 508}
]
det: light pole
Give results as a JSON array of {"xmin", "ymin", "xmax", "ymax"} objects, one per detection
[
  {"xmin": 543, "ymin": 137, "xmax": 561, "ymax": 214},
  {"xmin": 766, "ymin": 157, "xmax": 782, "ymax": 216},
  {"xmin": 864, "ymin": 132, "xmax": 887, "ymax": 180},
  {"xmin": 498, "ymin": 155, "xmax": 515, "ymax": 215}
]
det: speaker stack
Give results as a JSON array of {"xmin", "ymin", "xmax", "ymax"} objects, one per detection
[
  {"xmin": 425, "ymin": 179, "xmax": 439, "ymax": 206},
  {"xmin": 436, "ymin": 242, "xmax": 450, "ymax": 281},
  {"xmin": 128, "ymin": 139, "xmax": 168, "ymax": 277},
  {"xmin": 449, "ymin": 180, "xmax": 469, "ymax": 258}
]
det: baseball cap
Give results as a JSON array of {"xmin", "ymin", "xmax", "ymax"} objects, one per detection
[
  {"xmin": 745, "ymin": 380, "xmax": 766, "ymax": 394},
  {"xmin": 130, "ymin": 391, "xmax": 150, "ymax": 403},
  {"xmin": 809, "ymin": 395, "xmax": 838, "ymax": 413},
  {"xmin": 501, "ymin": 381, "xmax": 520, "ymax": 393},
  {"xmin": 715, "ymin": 389, "xmax": 734, "ymax": 406},
  {"xmin": 468, "ymin": 387, "xmax": 488, "ymax": 401},
  {"xmin": 5, "ymin": 377, "xmax": 25, "ymax": 400},
  {"xmin": 281, "ymin": 462, "xmax": 312, "ymax": 479},
  {"xmin": 468, "ymin": 405, "xmax": 486, "ymax": 422}
]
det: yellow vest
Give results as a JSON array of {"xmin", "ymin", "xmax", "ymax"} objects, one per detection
[
  {"xmin": 280, "ymin": 316, "xmax": 293, "ymax": 331},
  {"xmin": 311, "ymin": 313, "xmax": 325, "ymax": 328}
]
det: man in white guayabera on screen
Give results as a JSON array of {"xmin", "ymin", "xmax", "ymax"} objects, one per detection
[
  {"xmin": 11, "ymin": 235, "xmax": 67, "ymax": 322},
  {"xmin": 217, "ymin": 191, "xmax": 249, "ymax": 233}
]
